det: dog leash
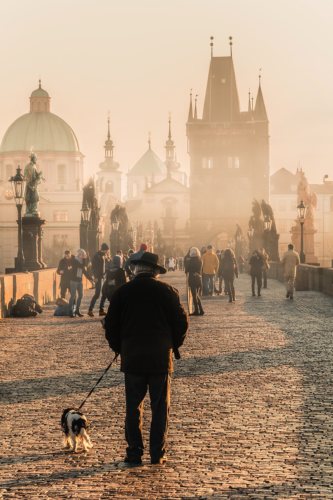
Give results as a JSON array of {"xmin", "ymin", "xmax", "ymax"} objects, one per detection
[{"xmin": 78, "ymin": 353, "xmax": 118, "ymax": 411}]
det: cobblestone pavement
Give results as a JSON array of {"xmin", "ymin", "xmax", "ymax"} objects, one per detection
[{"xmin": 1, "ymin": 272, "xmax": 333, "ymax": 499}]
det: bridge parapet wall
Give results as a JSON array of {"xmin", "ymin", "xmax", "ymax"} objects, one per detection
[{"xmin": 0, "ymin": 269, "xmax": 90, "ymax": 319}]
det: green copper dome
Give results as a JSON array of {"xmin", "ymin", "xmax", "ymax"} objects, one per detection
[{"xmin": 0, "ymin": 112, "xmax": 81, "ymax": 154}]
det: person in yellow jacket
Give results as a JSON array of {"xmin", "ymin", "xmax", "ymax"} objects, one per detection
[{"xmin": 201, "ymin": 245, "xmax": 219, "ymax": 296}]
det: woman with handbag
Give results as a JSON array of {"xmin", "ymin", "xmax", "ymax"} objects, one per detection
[{"xmin": 186, "ymin": 247, "xmax": 204, "ymax": 316}]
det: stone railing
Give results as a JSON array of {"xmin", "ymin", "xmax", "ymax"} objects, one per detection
[
  {"xmin": 0, "ymin": 269, "xmax": 91, "ymax": 319},
  {"xmin": 267, "ymin": 262, "xmax": 333, "ymax": 296}
]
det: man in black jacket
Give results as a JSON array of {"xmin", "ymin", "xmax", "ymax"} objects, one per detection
[
  {"xmin": 105, "ymin": 252, "xmax": 189, "ymax": 465},
  {"xmin": 57, "ymin": 250, "xmax": 74, "ymax": 298},
  {"xmin": 69, "ymin": 249, "xmax": 96, "ymax": 318},
  {"xmin": 88, "ymin": 243, "xmax": 109, "ymax": 317}
]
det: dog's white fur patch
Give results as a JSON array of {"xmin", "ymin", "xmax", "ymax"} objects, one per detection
[{"xmin": 63, "ymin": 410, "xmax": 93, "ymax": 453}]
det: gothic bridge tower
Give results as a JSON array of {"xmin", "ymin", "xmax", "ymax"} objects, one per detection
[{"xmin": 186, "ymin": 38, "xmax": 269, "ymax": 248}]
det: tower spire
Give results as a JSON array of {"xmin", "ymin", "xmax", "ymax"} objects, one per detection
[
  {"xmin": 194, "ymin": 95, "xmax": 198, "ymax": 120},
  {"xmin": 107, "ymin": 110, "xmax": 111, "ymax": 141},
  {"xmin": 229, "ymin": 36, "xmax": 233, "ymax": 57},
  {"xmin": 148, "ymin": 131, "xmax": 151, "ymax": 150},
  {"xmin": 168, "ymin": 112, "xmax": 172, "ymax": 140},
  {"xmin": 248, "ymin": 89, "xmax": 251, "ymax": 112},
  {"xmin": 210, "ymin": 36, "xmax": 214, "ymax": 58},
  {"xmin": 254, "ymin": 71, "xmax": 268, "ymax": 122},
  {"xmin": 187, "ymin": 90, "xmax": 193, "ymax": 122},
  {"xmin": 39, "ymin": 78, "xmax": 41, "ymax": 89}
]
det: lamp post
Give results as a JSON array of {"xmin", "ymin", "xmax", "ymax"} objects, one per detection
[
  {"xmin": 297, "ymin": 199, "xmax": 307, "ymax": 264},
  {"xmin": 10, "ymin": 166, "xmax": 27, "ymax": 272},
  {"xmin": 247, "ymin": 226, "xmax": 254, "ymax": 258},
  {"xmin": 263, "ymin": 215, "xmax": 272, "ymax": 255},
  {"xmin": 80, "ymin": 201, "xmax": 91, "ymax": 253},
  {"xmin": 110, "ymin": 217, "xmax": 120, "ymax": 256}
]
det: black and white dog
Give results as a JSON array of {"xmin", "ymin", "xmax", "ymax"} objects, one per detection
[{"xmin": 61, "ymin": 408, "xmax": 93, "ymax": 453}]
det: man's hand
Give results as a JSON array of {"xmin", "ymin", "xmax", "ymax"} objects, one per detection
[
  {"xmin": 93, "ymin": 278, "xmax": 98, "ymax": 284},
  {"xmin": 60, "ymin": 270, "xmax": 64, "ymax": 275}
]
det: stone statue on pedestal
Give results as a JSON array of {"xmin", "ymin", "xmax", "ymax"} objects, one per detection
[
  {"xmin": 24, "ymin": 150, "xmax": 45, "ymax": 217},
  {"xmin": 297, "ymin": 171, "xmax": 317, "ymax": 229}
]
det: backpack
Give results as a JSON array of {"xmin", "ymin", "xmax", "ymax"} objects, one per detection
[
  {"xmin": 12, "ymin": 294, "xmax": 43, "ymax": 317},
  {"xmin": 102, "ymin": 268, "xmax": 125, "ymax": 300},
  {"xmin": 224, "ymin": 258, "xmax": 235, "ymax": 273}
]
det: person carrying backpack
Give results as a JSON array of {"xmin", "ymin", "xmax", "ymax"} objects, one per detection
[
  {"xmin": 103, "ymin": 255, "xmax": 127, "ymax": 302},
  {"xmin": 220, "ymin": 248, "xmax": 238, "ymax": 303}
]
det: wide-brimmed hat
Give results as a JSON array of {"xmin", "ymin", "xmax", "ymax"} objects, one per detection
[{"xmin": 131, "ymin": 252, "xmax": 167, "ymax": 274}]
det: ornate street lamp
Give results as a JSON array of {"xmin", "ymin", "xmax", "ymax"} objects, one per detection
[
  {"xmin": 263, "ymin": 215, "xmax": 272, "ymax": 232},
  {"xmin": 10, "ymin": 166, "xmax": 27, "ymax": 272},
  {"xmin": 112, "ymin": 218, "xmax": 120, "ymax": 232},
  {"xmin": 247, "ymin": 226, "xmax": 254, "ymax": 239},
  {"xmin": 297, "ymin": 199, "xmax": 307, "ymax": 264},
  {"xmin": 81, "ymin": 201, "xmax": 91, "ymax": 223}
]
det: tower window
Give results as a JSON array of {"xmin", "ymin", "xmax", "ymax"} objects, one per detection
[
  {"xmin": 57, "ymin": 165, "xmax": 66, "ymax": 184},
  {"xmin": 61, "ymin": 210, "xmax": 68, "ymax": 221},
  {"xmin": 44, "ymin": 102, "xmax": 47, "ymax": 111},
  {"xmin": 37, "ymin": 102, "xmax": 40, "ymax": 111}
]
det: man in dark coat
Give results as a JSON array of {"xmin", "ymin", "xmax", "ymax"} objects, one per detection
[
  {"xmin": 88, "ymin": 243, "xmax": 109, "ymax": 317},
  {"xmin": 57, "ymin": 250, "xmax": 75, "ymax": 298},
  {"xmin": 105, "ymin": 252, "xmax": 189, "ymax": 465}
]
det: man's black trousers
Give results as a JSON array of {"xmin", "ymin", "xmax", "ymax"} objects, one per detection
[
  {"xmin": 60, "ymin": 279, "xmax": 70, "ymax": 299},
  {"xmin": 124, "ymin": 373, "xmax": 170, "ymax": 461}
]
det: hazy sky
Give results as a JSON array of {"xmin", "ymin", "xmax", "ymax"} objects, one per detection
[{"xmin": 1, "ymin": 0, "xmax": 332, "ymax": 192}]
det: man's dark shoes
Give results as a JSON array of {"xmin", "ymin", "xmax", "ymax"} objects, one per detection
[
  {"xmin": 290, "ymin": 295, "xmax": 293, "ymax": 300},
  {"xmin": 151, "ymin": 456, "xmax": 167, "ymax": 465},
  {"xmin": 190, "ymin": 311, "xmax": 200, "ymax": 316},
  {"xmin": 76, "ymin": 310, "xmax": 84, "ymax": 317},
  {"xmin": 124, "ymin": 456, "xmax": 142, "ymax": 465},
  {"xmin": 286, "ymin": 291, "xmax": 290, "ymax": 298},
  {"xmin": 69, "ymin": 310, "xmax": 75, "ymax": 318}
]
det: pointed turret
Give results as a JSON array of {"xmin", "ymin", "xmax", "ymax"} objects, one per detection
[
  {"xmin": 254, "ymin": 75, "xmax": 268, "ymax": 122},
  {"xmin": 187, "ymin": 91, "xmax": 193, "ymax": 122},
  {"xmin": 99, "ymin": 115, "xmax": 119, "ymax": 171}
]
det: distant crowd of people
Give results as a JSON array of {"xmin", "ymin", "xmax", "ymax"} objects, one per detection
[{"xmin": 53, "ymin": 239, "xmax": 300, "ymax": 465}]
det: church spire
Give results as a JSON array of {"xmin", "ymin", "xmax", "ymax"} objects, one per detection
[
  {"xmin": 187, "ymin": 90, "xmax": 193, "ymax": 122},
  {"xmin": 104, "ymin": 114, "xmax": 114, "ymax": 158},
  {"xmin": 165, "ymin": 114, "xmax": 175, "ymax": 163},
  {"xmin": 254, "ymin": 71, "xmax": 268, "ymax": 122}
]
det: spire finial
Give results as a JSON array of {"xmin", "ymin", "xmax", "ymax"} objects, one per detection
[
  {"xmin": 210, "ymin": 36, "xmax": 214, "ymax": 58},
  {"xmin": 188, "ymin": 89, "xmax": 193, "ymax": 122},
  {"xmin": 194, "ymin": 95, "xmax": 198, "ymax": 120},
  {"xmin": 168, "ymin": 112, "xmax": 172, "ymax": 140},
  {"xmin": 39, "ymin": 79, "xmax": 41, "ymax": 89},
  {"xmin": 259, "ymin": 68, "xmax": 262, "ymax": 86},
  {"xmin": 248, "ymin": 89, "xmax": 251, "ymax": 112},
  {"xmin": 107, "ymin": 110, "xmax": 111, "ymax": 140},
  {"xmin": 148, "ymin": 131, "xmax": 151, "ymax": 150},
  {"xmin": 229, "ymin": 36, "xmax": 233, "ymax": 57},
  {"xmin": 251, "ymin": 96, "xmax": 254, "ymax": 112}
]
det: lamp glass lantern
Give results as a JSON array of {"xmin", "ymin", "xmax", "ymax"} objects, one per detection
[
  {"xmin": 263, "ymin": 215, "xmax": 272, "ymax": 231},
  {"xmin": 112, "ymin": 219, "xmax": 120, "ymax": 232},
  {"xmin": 247, "ymin": 226, "xmax": 254, "ymax": 238},
  {"xmin": 297, "ymin": 200, "xmax": 307, "ymax": 221},
  {"xmin": 10, "ymin": 166, "xmax": 27, "ymax": 205},
  {"xmin": 81, "ymin": 202, "xmax": 91, "ymax": 223}
]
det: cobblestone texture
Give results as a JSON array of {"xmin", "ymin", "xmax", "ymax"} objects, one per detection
[{"xmin": 1, "ymin": 273, "xmax": 333, "ymax": 499}]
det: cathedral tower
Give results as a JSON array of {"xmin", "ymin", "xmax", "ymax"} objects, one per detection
[{"xmin": 186, "ymin": 39, "xmax": 270, "ymax": 247}]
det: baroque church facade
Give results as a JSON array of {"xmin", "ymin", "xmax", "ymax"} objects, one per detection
[
  {"xmin": 186, "ymin": 42, "xmax": 270, "ymax": 249},
  {"xmin": 0, "ymin": 81, "xmax": 84, "ymax": 272}
]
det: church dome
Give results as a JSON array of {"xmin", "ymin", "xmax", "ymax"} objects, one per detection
[
  {"xmin": 0, "ymin": 81, "xmax": 81, "ymax": 154},
  {"xmin": 0, "ymin": 112, "xmax": 81, "ymax": 154},
  {"xmin": 31, "ymin": 87, "xmax": 49, "ymax": 98}
]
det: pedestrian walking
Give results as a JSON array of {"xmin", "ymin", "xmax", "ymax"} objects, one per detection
[
  {"xmin": 56, "ymin": 250, "xmax": 74, "ymax": 298},
  {"xmin": 281, "ymin": 244, "xmax": 300, "ymax": 299},
  {"xmin": 186, "ymin": 247, "xmax": 204, "ymax": 316},
  {"xmin": 168, "ymin": 257, "xmax": 175, "ymax": 272},
  {"xmin": 237, "ymin": 255, "xmax": 245, "ymax": 274},
  {"xmin": 102, "ymin": 255, "xmax": 127, "ymax": 301},
  {"xmin": 88, "ymin": 243, "xmax": 110, "ymax": 317},
  {"xmin": 220, "ymin": 248, "xmax": 238, "ymax": 302},
  {"xmin": 201, "ymin": 245, "xmax": 219, "ymax": 296},
  {"xmin": 260, "ymin": 248, "xmax": 270, "ymax": 288},
  {"xmin": 69, "ymin": 249, "xmax": 96, "ymax": 318},
  {"xmin": 249, "ymin": 250, "xmax": 264, "ymax": 296},
  {"xmin": 177, "ymin": 256, "xmax": 184, "ymax": 272},
  {"xmin": 105, "ymin": 252, "xmax": 189, "ymax": 465}
]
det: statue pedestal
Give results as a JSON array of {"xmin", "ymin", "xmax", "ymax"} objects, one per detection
[
  {"xmin": 291, "ymin": 221, "xmax": 318, "ymax": 264},
  {"xmin": 22, "ymin": 216, "xmax": 47, "ymax": 271},
  {"xmin": 269, "ymin": 232, "xmax": 280, "ymax": 262}
]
